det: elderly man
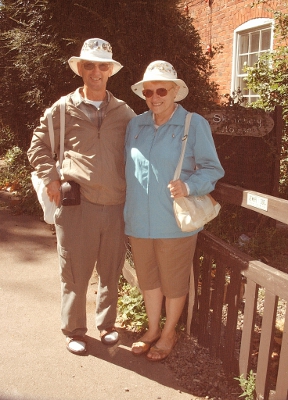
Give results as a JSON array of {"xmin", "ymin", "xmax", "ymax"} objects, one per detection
[{"xmin": 28, "ymin": 38, "xmax": 135, "ymax": 355}]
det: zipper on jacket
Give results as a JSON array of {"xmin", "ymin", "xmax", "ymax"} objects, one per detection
[
  {"xmin": 97, "ymin": 111, "xmax": 103, "ymax": 139},
  {"xmin": 97, "ymin": 111, "xmax": 108, "ymax": 139}
]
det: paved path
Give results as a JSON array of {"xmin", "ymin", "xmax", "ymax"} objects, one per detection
[{"xmin": 0, "ymin": 194, "xmax": 200, "ymax": 400}]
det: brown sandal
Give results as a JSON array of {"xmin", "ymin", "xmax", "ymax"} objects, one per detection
[
  {"xmin": 131, "ymin": 334, "xmax": 161, "ymax": 356},
  {"xmin": 146, "ymin": 336, "xmax": 177, "ymax": 362}
]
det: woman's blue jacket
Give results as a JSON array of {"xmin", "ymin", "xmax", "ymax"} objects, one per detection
[{"xmin": 124, "ymin": 105, "xmax": 225, "ymax": 239}]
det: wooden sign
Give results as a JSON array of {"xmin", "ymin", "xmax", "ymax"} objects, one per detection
[
  {"xmin": 204, "ymin": 108, "xmax": 274, "ymax": 137},
  {"xmin": 247, "ymin": 192, "xmax": 268, "ymax": 211}
]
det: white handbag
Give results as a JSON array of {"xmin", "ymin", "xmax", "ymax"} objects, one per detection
[
  {"xmin": 31, "ymin": 96, "xmax": 66, "ymax": 224},
  {"xmin": 173, "ymin": 113, "xmax": 221, "ymax": 232}
]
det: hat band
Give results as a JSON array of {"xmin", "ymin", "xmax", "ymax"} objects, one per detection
[{"xmin": 80, "ymin": 51, "xmax": 113, "ymax": 61}]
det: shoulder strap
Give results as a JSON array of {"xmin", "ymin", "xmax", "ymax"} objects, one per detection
[
  {"xmin": 173, "ymin": 113, "xmax": 193, "ymax": 181},
  {"xmin": 46, "ymin": 96, "xmax": 66, "ymax": 178},
  {"xmin": 45, "ymin": 96, "xmax": 66, "ymax": 162},
  {"xmin": 59, "ymin": 96, "xmax": 66, "ymax": 166},
  {"xmin": 46, "ymin": 108, "xmax": 54, "ymax": 156}
]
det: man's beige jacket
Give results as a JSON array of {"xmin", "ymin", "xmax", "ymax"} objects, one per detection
[{"xmin": 28, "ymin": 90, "xmax": 136, "ymax": 205}]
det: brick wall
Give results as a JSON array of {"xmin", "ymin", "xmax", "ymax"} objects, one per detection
[{"xmin": 179, "ymin": 0, "xmax": 287, "ymax": 98}]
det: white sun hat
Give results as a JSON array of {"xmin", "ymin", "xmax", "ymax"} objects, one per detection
[
  {"xmin": 131, "ymin": 60, "xmax": 189, "ymax": 102},
  {"xmin": 68, "ymin": 38, "xmax": 123, "ymax": 76}
]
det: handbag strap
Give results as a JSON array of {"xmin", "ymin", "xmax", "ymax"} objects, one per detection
[{"xmin": 173, "ymin": 112, "xmax": 193, "ymax": 181}]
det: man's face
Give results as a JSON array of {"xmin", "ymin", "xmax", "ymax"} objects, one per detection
[{"xmin": 77, "ymin": 61, "xmax": 113, "ymax": 97}]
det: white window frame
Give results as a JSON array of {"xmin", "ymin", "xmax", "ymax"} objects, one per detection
[{"xmin": 231, "ymin": 18, "xmax": 274, "ymax": 103}]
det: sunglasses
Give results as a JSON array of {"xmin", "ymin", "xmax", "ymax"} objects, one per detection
[
  {"xmin": 142, "ymin": 87, "xmax": 174, "ymax": 98},
  {"xmin": 82, "ymin": 62, "xmax": 110, "ymax": 71}
]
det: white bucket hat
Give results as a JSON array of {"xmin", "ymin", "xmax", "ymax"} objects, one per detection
[
  {"xmin": 131, "ymin": 60, "xmax": 189, "ymax": 102},
  {"xmin": 68, "ymin": 38, "xmax": 123, "ymax": 76}
]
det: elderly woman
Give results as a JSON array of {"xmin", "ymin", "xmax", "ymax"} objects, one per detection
[{"xmin": 124, "ymin": 61, "xmax": 224, "ymax": 361}]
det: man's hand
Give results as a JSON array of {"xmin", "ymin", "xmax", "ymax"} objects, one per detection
[
  {"xmin": 46, "ymin": 180, "xmax": 61, "ymax": 206},
  {"xmin": 168, "ymin": 179, "xmax": 188, "ymax": 198}
]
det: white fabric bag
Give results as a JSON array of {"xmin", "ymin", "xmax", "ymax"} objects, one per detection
[
  {"xmin": 31, "ymin": 96, "xmax": 66, "ymax": 224},
  {"xmin": 173, "ymin": 113, "xmax": 221, "ymax": 232}
]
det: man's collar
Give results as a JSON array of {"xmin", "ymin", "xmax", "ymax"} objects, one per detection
[{"xmin": 73, "ymin": 88, "xmax": 110, "ymax": 106}]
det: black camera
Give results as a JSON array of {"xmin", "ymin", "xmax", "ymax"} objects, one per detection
[{"xmin": 61, "ymin": 181, "xmax": 81, "ymax": 206}]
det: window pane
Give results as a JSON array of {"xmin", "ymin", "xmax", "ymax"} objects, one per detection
[
  {"xmin": 238, "ymin": 55, "xmax": 248, "ymax": 73},
  {"xmin": 239, "ymin": 34, "xmax": 249, "ymax": 54},
  {"xmin": 250, "ymin": 32, "xmax": 260, "ymax": 52},
  {"xmin": 237, "ymin": 77, "xmax": 248, "ymax": 95},
  {"xmin": 249, "ymin": 53, "xmax": 259, "ymax": 66},
  {"xmin": 261, "ymin": 29, "xmax": 271, "ymax": 50}
]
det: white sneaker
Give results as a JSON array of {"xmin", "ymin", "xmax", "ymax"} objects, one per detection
[
  {"xmin": 100, "ymin": 328, "xmax": 119, "ymax": 345},
  {"xmin": 66, "ymin": 336, "xmax": 87, "ymax": 355}
]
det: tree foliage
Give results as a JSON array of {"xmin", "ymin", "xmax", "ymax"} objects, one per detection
[{"xmin": 0, "ymin": 0, "xmax": 217, "ymax": 149}]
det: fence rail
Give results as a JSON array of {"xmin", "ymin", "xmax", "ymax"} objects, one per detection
[
  {"xmin": 213, "ymin": 182, "xmax": 288, "ymax": 225},
  {"xmin": 187, "ymin": 183, "xmax": 288, "ymax": 400}
]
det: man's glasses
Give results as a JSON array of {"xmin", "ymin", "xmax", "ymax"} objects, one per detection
[
  {"xmin": 82, "ymin": 62, "xmax": 110, "ymax": 71},
  {"xmin": 142, "ymin": 87, "xmax": 173, "ymax": 98}
]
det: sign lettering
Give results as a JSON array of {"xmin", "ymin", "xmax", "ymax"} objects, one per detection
[
  {"xmin": 247, "ymin": 193, "xmax": 268, "ymax": 211},
  {"xmin": 204, "ymin": 109, "xmax": 274, "ymax": 137}
]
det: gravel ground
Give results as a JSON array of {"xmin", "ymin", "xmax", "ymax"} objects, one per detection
[{"xmin": 164, "ymin": 332, "xmax": 242, "ymax": 400}]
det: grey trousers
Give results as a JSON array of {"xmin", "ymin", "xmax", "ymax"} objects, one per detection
[{"xmin": 54, "ymin": 198, "xmax": 125, "ymax": 337}]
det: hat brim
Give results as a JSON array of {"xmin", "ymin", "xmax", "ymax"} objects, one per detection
[
  {"xmin": 68, "ymin": 56, "xmax": 123, "ymax": 76},
  {"xmin": 131, "ymin": 78, "xmax": 189, "ymax": 102}
]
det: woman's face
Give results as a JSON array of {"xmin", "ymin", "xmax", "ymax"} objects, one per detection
[{"xmin": 142, "ymin": 81, "xmax": 179, "ymax": 119}]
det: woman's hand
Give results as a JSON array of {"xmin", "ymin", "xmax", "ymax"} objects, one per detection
[
  {"xmin": 168, "ymin": 179, "xmax": 188, "ymax": 198},
  {"xmin": 46, "ymin": 180, "xmax": 61, "ymax": 206}
]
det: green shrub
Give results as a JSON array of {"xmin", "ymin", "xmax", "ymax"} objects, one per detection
[
  {"xmin": 244, "ymin": 6, "xmax": 288, "ymax": 199},
  {"xmin": 0, "ymin": 145, "xmax": 42, "ymax": 217},
  {"xmin": 0, "ymin": 125, "xmax": 16, "ymax": 155},
  {"xmin": 118, "ymin": 276, "xmax": 148, "ymax": 332}
]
